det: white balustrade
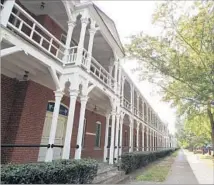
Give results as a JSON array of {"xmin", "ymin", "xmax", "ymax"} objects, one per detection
[
  {"xmin": 123, "ymin": 98, "xmax": 132, "ymax": 112},
  {"xmin": 5, "ymin": 3, "xmax": 66, "ymax": 63},
  {"xmin": 3, "ymin": 2, "xmax": 116, "ymax": 93}
]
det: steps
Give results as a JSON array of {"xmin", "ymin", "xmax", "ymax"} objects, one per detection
[{"xmin": 92, "ymin": 163, "xmax": 128, "ymax": 184}]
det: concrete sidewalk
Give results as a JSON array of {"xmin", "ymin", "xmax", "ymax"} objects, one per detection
[
  {"xmin": 183, "ymin": 150, "xmax": 214, "ymax": 184},
  {"xmin": 165, "ymin": 150, "xmax": 198, "ymax": 184}
]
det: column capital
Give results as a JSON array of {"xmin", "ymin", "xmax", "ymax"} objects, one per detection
[
  {"xmin": 80, "ymin": 95, "xmax": 88, "ymax": 102},
  {"xmin": 111, "ymin": 110, "xmax": 116, "ymax": 116},
  {"xmin": 54, "ymin": 90, "xmax": 64, "ymax": 98},
  {"xmin": 81, "ymin": 17, "xmax": 89, "ymax": 26},
  {"xmin": 67, "ymin": 21, "xmax": 76, "ymax": 28},
  {"xmin": 69, "ymin": 89, "xmax": 79, "ymax": 97}
]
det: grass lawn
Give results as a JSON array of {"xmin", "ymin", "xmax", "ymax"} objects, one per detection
[
  {"xmin": 135, "ymin": 150, "xmax": 178, "ymax": 182},
  {"xmin": 197, "ymin": 153, "xmax": 214, "ymax": 169}
]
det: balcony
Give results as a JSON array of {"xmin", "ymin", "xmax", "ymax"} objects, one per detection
[
  {"xmin": 2, "ymin": 2, "xmax": 116, "ymax": 92},
  {"xmin": 122, "ymin": 98, "xmax": 132, "ymax": 112}
]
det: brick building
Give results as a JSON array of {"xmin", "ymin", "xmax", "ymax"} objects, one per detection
[{"xmin": 1, "ymin": 0, "xmax": 171, "ymax": 165}]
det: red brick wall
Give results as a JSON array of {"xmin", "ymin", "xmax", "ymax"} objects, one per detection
[{"xmin": 1, "ymin": 75, "xmax": 107, "ymax": 164}]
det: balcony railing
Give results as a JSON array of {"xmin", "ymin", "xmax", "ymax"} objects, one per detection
[
  {"xmin": 3, "ymin": 2, "xmax": 117, "ymax": 93},
  {"xmin": 123, "ymin": 98, "xmax": 132, "ymax": 112},
  {"xmin": 7, "ymin": 3, "xmax": 66, "ymax": 63}
]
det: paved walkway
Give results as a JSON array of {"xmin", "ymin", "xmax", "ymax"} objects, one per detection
[
  {"xmin": 183, "ymin": 150, "xmax": 214, "ymax": 184},
  {"xmin": 165, "ymin": 150, "xmax": 198, "ymax": 184}
]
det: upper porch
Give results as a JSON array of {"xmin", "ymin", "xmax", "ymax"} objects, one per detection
[{"xmin": 0, "ymin": 0, "xmax": 124, "ymax": 94}]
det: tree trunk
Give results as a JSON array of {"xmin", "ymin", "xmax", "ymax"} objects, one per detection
[{"xmin": 207, "ymin": 104, "xmax": 214, "ymax": 157}]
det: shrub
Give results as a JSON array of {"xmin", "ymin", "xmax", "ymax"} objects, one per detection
[
  {"xmin": 1, "ymin": 159, "xmax": 98, "ymax": 184},
  {"xmin": 121, "ymin": 149, "xmax": 174, "ymax": 174}
]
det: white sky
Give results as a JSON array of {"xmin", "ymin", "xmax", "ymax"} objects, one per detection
[{"xmin": 93, "ymin": 0, "xmax": 176, "ymax": 134}]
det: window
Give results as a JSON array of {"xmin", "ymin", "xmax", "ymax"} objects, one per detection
[
  {"xmin": 82, "ymin": 119, "xmax": 87, "ymax": 148},
  {"xmin": 107, "ymin": 126, "xmax": 111, "ymax": 147},
  {"xmin": 124, "ymin": 130, "xmax": 128, "ymax": 146},
  {"xmin": 95, "ymin": 122, "xmax": 101, "ymax": 147}
]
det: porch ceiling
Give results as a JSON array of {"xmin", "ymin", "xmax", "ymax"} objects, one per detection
[
  {"xmin": 1, "ymin": 43, "xmax": 56, "ymax": 90},
  {"xmin": 87, "ymin": 87, "xmax": 112, "ymax": 115},
  {"xmin": 19, "ymin": 0, "xmax": 68, "ymax": 30}
]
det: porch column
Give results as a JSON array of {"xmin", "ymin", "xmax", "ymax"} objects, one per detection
[
  {"xmin": 45, "ymin": 90, "xmax": 64, "ymax": 162},
  {"xmin": 142, "ymin": 125, "xmax": 144, "ymax": 151},
  {"xmin": 114, "ymin": 61, "xmax": 119, "ymax": 94},
  {"xmin": 62, "ymin": 90, "xmax": 79, "ymax": 159},
  {"xmin": 136, "ymin": 122, "xmax": 139, "ymax": 151},
  {"xmin": 86, "ymin": 21, "xmax": 98, "ymax": 72},
  {"xmin": 75, "ymin": 95, "xmax": 88, "ymax": 159},
  {"xmin": 153, "ymin": 131, "xmax": 155, "ymax": 151},
  {"xmin": 114, "ymin": 114, "xmax": 120, "ymax": 162},
  {"xmin": 118, "ymin": 64, "xmax": 122, "ymax": 95},
  {"xmin": 119, "ymin": 116, "xmax": 124, "ymax": 157},
  {"xmin": 137, "ymin": 94, "xmax": 140, "ymax": 117},
  {"xmin": 130, "ymin": 85, "xmax": 134, "ymax": 113},
  {"xmin": 109, "ymin": 111, "xmax": 116, "ymax": 164},
  {"xmin": 129, "ymin": 119, "xmax": 133, "ymax": 152},
  {"xmin": 76, "ymin": 16, "xmax": 89, "ymax": 65},
  {"xmin": 1, "ymin": 0, "xmax": 15, "ymax": 27},
  {"xmin": 150, "ymin": 130, "xmax": 153, "ymax": 151},
  {"xmin": 63, "ymin": 19, "xmax": 76, "ymax": 63},
  {"xmin": 146, "ymin": 127, "xmax": 149, "ymax": 151},
  {"xmin": 104, "ymin": 114, "xmax": 110, "ymax": 162}
]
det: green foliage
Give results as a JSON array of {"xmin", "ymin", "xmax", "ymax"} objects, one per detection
[
  {"xmin": 121, "ymin": 149, "xmax": 175, "ymax": 174},
  {"xmin": 126, "ymin": 1, "xmax": 214, "ymax": 148},
  {"xmin": 1, "ymin": 159, "xmax": 98, "ymax": 184}
]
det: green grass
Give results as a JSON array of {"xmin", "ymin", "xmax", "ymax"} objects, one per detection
[
  {"xmin": 135, "ymin": 150, "xmax": 178, "ymax": 182},
  {"xmin": 136, "ymin": 164, "xmax": 171, "ymax": 182},
  {"xmin": 171, "ymin": 150, "xmax": 179, "ymax": 157}
]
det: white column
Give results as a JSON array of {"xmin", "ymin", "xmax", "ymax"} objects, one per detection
[
  {"xmin": 45, "ymin": 90, "xmax": 64, "ymax": 162},
  {"xmin": 86, "ymin": 22, "xmax": 97, "ymax": 72},
  {"xmin": 137, "ymin": 95, "xmax": 140, "ymax": 117},
  {"xmin": 118, "ymin": 64, "xmax": 122, "ymax": 95},
  {"xmin": 114, "ymin": 61, "xmax": 119, "ymax": 93},
  {"xmin": 62, "ymin": 90, "xmax": 79, "ymax": 159},
  {"xmin": 109, "ymin": 111, "xmax": 116, "ymax": 164},
  {"xmin": 114, "ymin": 114, "xmax": 120, "ymax": 162},
  {"xmin": 1, "ymin": 0, "xmax": 15, "ymax": 27},
  {"xmin": 153, "ymin": 131, "xmax": 155, "ymax": 151},
  {"xmin": 104, "ymin": 114, "xmax": 110, "ymax": 162},
  {"xmin": 146, "ymin": 127, "xmax": 149, "ymax": 151},
  {"xmin": 129, "ymin": 119, "xmax": 133, "ymax": 152},
  {"xmin": 119, "ymin": 117, "xmax": 123, "ymax": 157},
  {"xmin": 151, "ymin": 130, "xmax": 153, "ymax": 151},
  {"xmin": 142, "ymin": 125, "xmax": 144, "ymax": 151},
  {"xmin": 136, "ymin": 122, "xmax": 139, "ymax": 151},
  {"xmin": 130, "ymin": 85, "xmax": 134, "ymax": 113},
  {"xmin": 74, "ymin": 96, "xmax": 88, "ymax": 159},
  {"xmin": 121, "ymin": 77, "xmax": 125, "ymax": 98},
  {"xmin": 63, "ymin": 20, "xmax": 76, "ymax": 63},
  {"xmin": 76, "ymin": 17, "xmax": 88, "ymax": 65}
]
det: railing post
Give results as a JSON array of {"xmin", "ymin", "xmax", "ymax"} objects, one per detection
[{"xmin": 0, "ymin": 0, "xmax": 15, "ymax": 27}]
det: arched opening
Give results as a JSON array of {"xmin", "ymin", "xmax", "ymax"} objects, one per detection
[{"xmin": 38, "ymin": 101, "xmax": 68, "ymax": 161}]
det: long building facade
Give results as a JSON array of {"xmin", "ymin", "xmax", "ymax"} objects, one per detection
[{"xmin": 1, "ymin": 0, "xmax": 173, "ymax": 165}]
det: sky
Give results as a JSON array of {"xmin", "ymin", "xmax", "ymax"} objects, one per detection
[{"xmin": 93, "ymin": 0, "xmax": 177, "ymax": 134}]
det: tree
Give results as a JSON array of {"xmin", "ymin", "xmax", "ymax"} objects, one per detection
[{"xmin": 126, "ymin": 1, "xmax": 214, "ymax": 153}]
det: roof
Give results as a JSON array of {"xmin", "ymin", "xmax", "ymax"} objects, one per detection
[{"xmin": 92, "ymin": 4, "xmax": 125, "ymax": 55}]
